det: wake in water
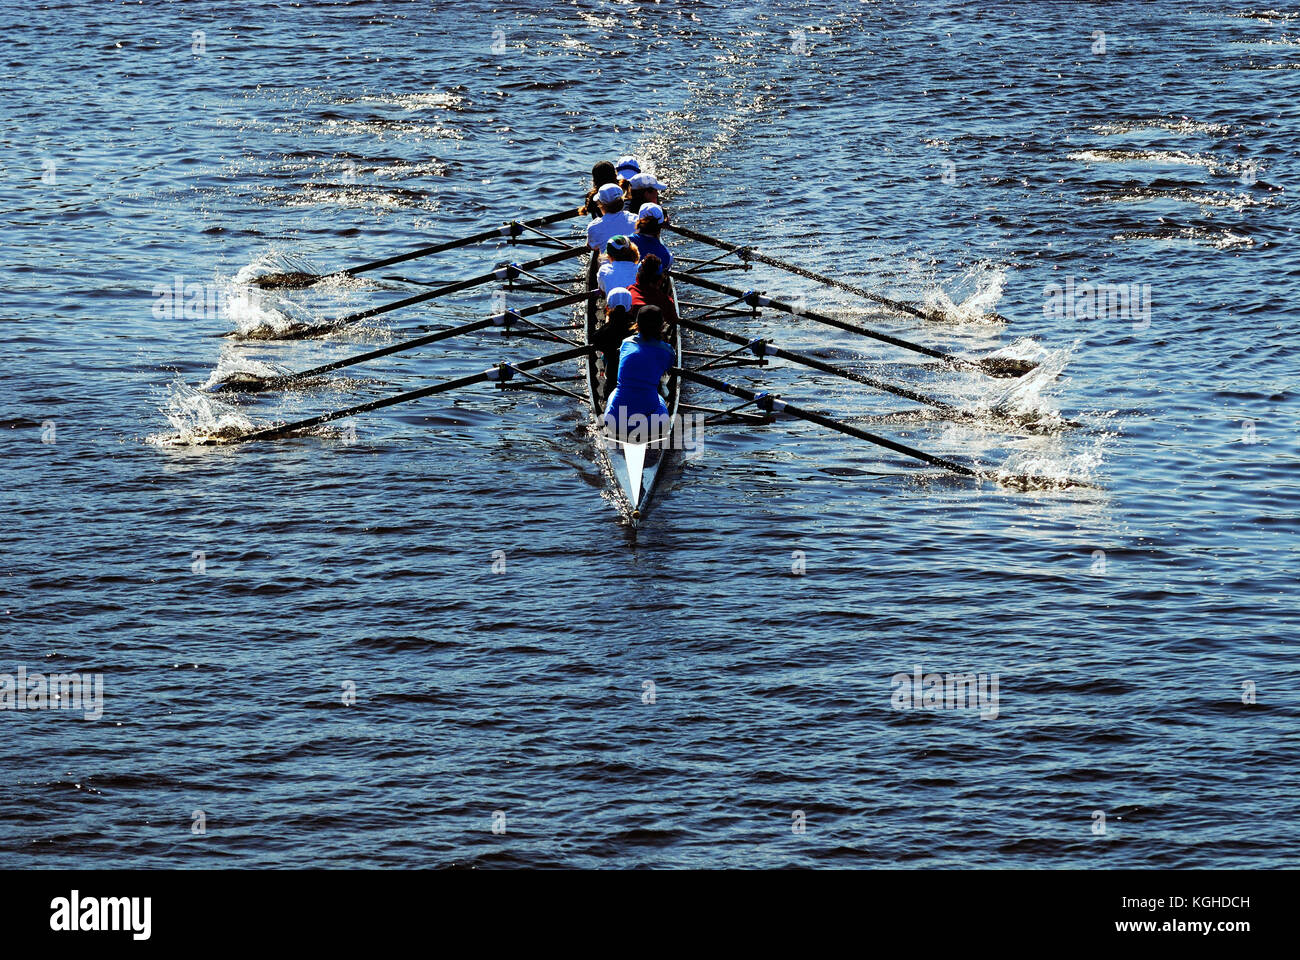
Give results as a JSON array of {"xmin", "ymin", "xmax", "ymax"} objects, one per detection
[
  {"xmin": 1090, "ymin": 117, "xmax": 1232, "ymax": 138},
  {"xmin": 1113, "ymin": 222, "xmax": 1255, "ymax": 249},
  {"xmin": 1069, "ymin": 148, "xmax": 1256, "ymax": 178}
]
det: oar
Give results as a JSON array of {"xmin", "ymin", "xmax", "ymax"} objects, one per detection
[
  {"xmin": 678, "ymin": 317, "xmax": 967, "ymax": 418},
  {"xmin": 268, "ymin": 244, "xmax": 589, "ymax": 340},
  {"xmin": 672, "ymin": 271, "xmax": 1035, "ymax": 378},
  {"xmin": 251, "ymin": 207, "xmax": 584, "ymax": 289},
  {"xmin": 676, "ymin": 367, "xmax": 980, "ymax": 478},
  {"xmin": 215, "ymin": 290, "xmax": 597, "ymax": 393},
  {"xmin": 216, "ymin": 345, "xmax": 594, "ymax": 445},
  {"xmin": 678, "ymin": 316, "xmax": 1072, "ymax": 429},
  {"xmin": 665, "ymin": 222, "xmax": 1011, "ymax": 324}
]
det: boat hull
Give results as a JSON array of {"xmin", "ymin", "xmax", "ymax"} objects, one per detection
[{"xmin": 583, "ymin": 253, "xmax": 681, "ymax": 522}]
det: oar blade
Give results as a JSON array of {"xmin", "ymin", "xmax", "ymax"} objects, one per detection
[{"xmin": 979, "ymin": 357, "xmax": 1039, "ymax": 378}]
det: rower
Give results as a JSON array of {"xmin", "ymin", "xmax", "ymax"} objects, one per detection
[
  {"xmin": 597, "ymin": 235, "xmax": 640, "ymax": 295},
  {"xmin": 602, "ymin": 303, "xmax": 675, "ymax": 441},
  {"xmin": 628, "ymin": 254, "xmax": 678, "ymax": 326},
  {"xmin": 631, "ymin": 204, "xmax": 672, "ymax": 272},
  {"xmin": 614, "ymin": 155, "xmax": 641, "ymax": 187},
  {"xmin": 625, "ymin": 171, "xmax": 667, "ymax": 218},
  {"xmin": 592, "ymin": 286, "xmax": 634, "ymax": 402},
  {"xmin": 585, "ymin": 183, "xmax": 638, "ymax": 252},
  {"xmin": 583, "ymin": 161, "xmax": 618, "ymax": 220}
]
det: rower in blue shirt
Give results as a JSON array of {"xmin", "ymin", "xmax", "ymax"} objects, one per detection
[
  {"xmin": 602, "ymin": 304, "xmax": 675, "ymax": 441},
  {"xmin": 631, "ymin": 203, "xmax": 673, "ymax": 272}
]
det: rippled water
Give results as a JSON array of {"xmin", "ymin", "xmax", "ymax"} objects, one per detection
[{"xmin": 2, "ymin": 0, "xmax": 1297, "ymax": 868}]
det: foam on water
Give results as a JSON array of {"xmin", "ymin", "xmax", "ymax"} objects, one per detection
[
  {"xmin": 1068, "ymin": 148, "xmax": 1254, "ymax": 177},
  {"xmin": 1113, "ymin": 225, "xmax": 1256, "ymax": 249},
  {"xmin": 1090, "ymin": 117, "xmax": 1233, "ymax": 137}
]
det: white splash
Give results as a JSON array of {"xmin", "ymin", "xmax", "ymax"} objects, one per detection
[
  {"xmin": 988, "ymin": 341, "xmax": 1069, "ymax": 410},
  {"xmin": 201, "ymin": 356, "xmax": 289, "ymax": 392},
  {"xmin": 993, "ymin": 430, "xmax": 1112, "ymax": 491},
  {"xmin": 233, "ymin": 251, "xmax": 320, "ymax": 286},
  {"xmin": 148, "ymin": 379, "xmax": 257, "ymax": 446},
  {"xmin": 922, "ymin": 262, "xmax": 1008, "ymax": 323},
  {"xmin": 224, "ymin": 287, "xmax": 316, "ymax": 338}
]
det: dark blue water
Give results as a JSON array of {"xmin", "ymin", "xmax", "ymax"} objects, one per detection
[{"xmin": 2, "ymin": 0, "xmax": 1297, "ymax": 867}]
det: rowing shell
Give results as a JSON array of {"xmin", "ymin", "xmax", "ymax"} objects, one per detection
[{"xmin": 584, "ymin": 253, "xmax": 681, "ymax": 523}]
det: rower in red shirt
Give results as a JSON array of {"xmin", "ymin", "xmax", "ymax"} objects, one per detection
[{"xmin": 627, "ymin": 255, "xmax": 678, "ymax": 327}]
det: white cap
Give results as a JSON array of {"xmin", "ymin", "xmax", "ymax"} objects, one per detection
[
  {"xmin": 614, "ymin": 156, "xmax": 641, "ymax": 178},
  {"xmin": 629, "ymin": 172, "xmax": 666, "ymax": 191},
  {"xmin": 637, "ymin": 203, "xmax": 665, "ymax": 222},
  {"xmin": 606, "ymin": 234, "xmax": 632, "ymax": 254},
  {"xmin": 606, "ymin": 287, "xmax": 633, "ymax": 310},
  {"xmin": 596, "ymin": 183, "xmax": 624, "ymax": 205}
]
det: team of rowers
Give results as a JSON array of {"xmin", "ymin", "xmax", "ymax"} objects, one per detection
[{"xmin": 583, "ymin": 156, "xmax": 678, "ymax": 436}]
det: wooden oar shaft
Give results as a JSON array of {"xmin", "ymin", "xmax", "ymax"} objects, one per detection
[
  {"xmin": 676, "ymin": 367, "xmax": 980, "ymax": 478},
  {"xmin": 678, "ymin": 317, "xmax": 963, "ymax": 416},
  {"xmin": 343, "ymin": 207, "xmax": 583, "ymax": 277},
  {"xmin": 260, "ymin": 290, "xmax": 595, "ymax": 390},
  {"xmin": 227, "ymin": 345, "xmax": 594, "ymax": 445},
  {"xmin": 331, "ymin": 244, "xmax": 588, "ymax": 329},
  {"xmin": 666, "ymin": 223, "xmax": 938, "ymax": 321}
]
